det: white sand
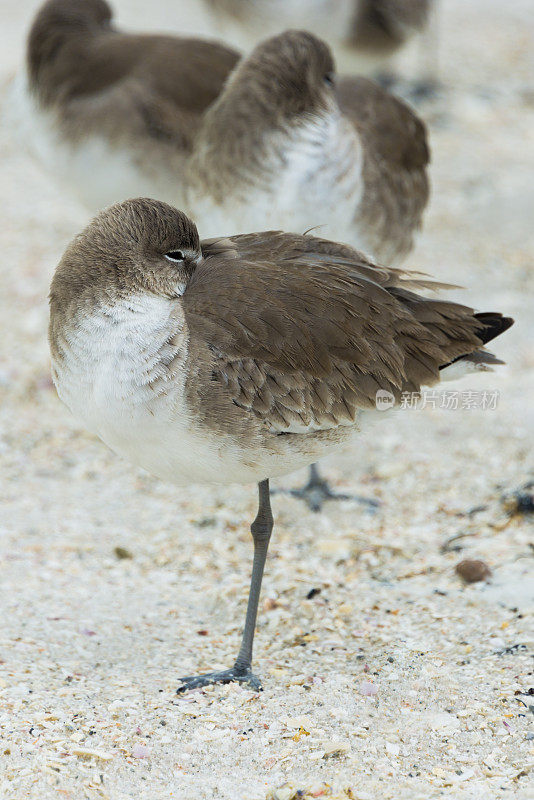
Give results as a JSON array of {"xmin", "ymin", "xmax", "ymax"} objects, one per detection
[{"xmin": 0, "ymin": 1, "xmax": 533, "ymax": 798}]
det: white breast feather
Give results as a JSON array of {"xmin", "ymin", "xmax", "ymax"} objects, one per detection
[
  {"xmin": 189, "ymin": 110, "xmax": 363, "ymax": 239},
  {"xmin": 53, "ymin": 295, "xmax": 207, "ymax": 483}
]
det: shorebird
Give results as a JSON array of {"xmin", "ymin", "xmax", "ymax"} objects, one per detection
[
  {"xmin": 26, "ymin": 1, "xmax": 429, "ymax": 509},
  {"xmin": 21, "ymin": 0, "xmax": 240, "ymax": 210},
  {"xmin": 204, "ymin": 0, "xmax": 433, "ymax": 79},
  {"xmin": 49, "ymin": 198, "xmax": 513, "ymax": 691},
  {"xmin": 186, "ymin": 28, "xmax": 430, "ymax": 266},
  {"xmin": 23, "ymin": 1, "xmax": 429, "ymax": 265}
]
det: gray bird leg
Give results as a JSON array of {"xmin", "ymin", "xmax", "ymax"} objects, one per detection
[
  {"xmin": 177, "ymin": 480, "xmax": 273, "ymax": 692},
  {"xmin": 276, "ymin": 462, "xmax": 380, "ymax": 513}
]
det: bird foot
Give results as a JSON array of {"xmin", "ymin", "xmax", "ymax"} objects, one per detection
[
  {"xmin": 274, "ymin": 476, "xmax": 380, "ymax": 513},
  {"xmin": 176, "ymin": 666, "xmax": 262, "ymax": 693}
]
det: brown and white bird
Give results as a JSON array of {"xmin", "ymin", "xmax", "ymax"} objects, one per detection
[
  {"xmin": 21, "ymin": 0, "xmax": 429, "ymax": 265},
  {"xmin": 49, "ymin": 198, "xmax": 513, "ymax": 691},
  {"xmin": 187, "ymin": 28, "xmax": 429, "ymax": 266},
  {"xmin": 19, "ymin": 0, "xmax": 239, "ymax": 210},
  {"xmin": 204, "ymin": 0, "xmax": 433, "ymax": 77}
]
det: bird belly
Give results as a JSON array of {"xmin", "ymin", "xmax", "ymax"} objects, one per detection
[{"xmin": 51, "ymin": 295, "xmax": 347, "ymax": 487}]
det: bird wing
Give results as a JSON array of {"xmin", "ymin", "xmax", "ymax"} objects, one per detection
[
  {"xmin": 182, "ymin": 232, "xmax": 494, "ymax": 433},
  {"xmin": 28, "ymin": 1, "xmax": 240, "ymax": 144},
  {"xmin": 334, "ymin": 75, "xmax": 430, "ymax": 263},
  {"xmin": 335, "ymin": 76, "xmax": 429, "ymax": 170}
]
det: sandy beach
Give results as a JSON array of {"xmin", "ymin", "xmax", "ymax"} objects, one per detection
[{"xmin": 0, "ymin": 1, "xmax": 533, "ymax": 798}]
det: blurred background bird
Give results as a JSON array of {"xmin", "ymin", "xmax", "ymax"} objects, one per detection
[
  {"xmin": 203, "ymin": 0, "xmax": 438, "ymax": 96},
  {"xmin": 19, "ymin": 1, "xmax": 430, "ymax": 263}
]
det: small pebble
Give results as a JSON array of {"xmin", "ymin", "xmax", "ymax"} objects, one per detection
[
  {"xmin": 455, "ymin": 559, "xmax": 492, "ymax": 583},
  {"xmin": 114, "ymin": 546, "xmax": 133, "ymax": 560}
]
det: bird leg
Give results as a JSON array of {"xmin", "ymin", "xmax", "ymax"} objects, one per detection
[
  {"xmin": 177, "ymin": 479, "xmax": 273, "ymax": 692},
  {"xmin": 275, "ymin": 462, "xmax": 380, "ymax": 514}
]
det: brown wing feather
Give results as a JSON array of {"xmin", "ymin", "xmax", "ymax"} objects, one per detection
[
  {"xmin": 183, "ymin": 233, "xmax": 495, "ymax": 433},
  {"xmin": 335, "ymin": 76, "xmax": 430, "ymax": 263},
  {"xmin": 336, "ymin": 76, "xmax": 429, "ymax": 170}
]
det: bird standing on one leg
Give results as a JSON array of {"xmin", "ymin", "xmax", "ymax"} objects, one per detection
[{"xmin": 49, "ymin": 199, "xmax": 514, "ymax": 691}]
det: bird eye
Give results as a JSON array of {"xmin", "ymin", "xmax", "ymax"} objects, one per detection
[
  {"xmin": 324, "ymin": 72, "xmax": 334, "ymax": 86},
  {"xmin": 165, "ymin": 250, "xmax": 185, "ymax": 262}
]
